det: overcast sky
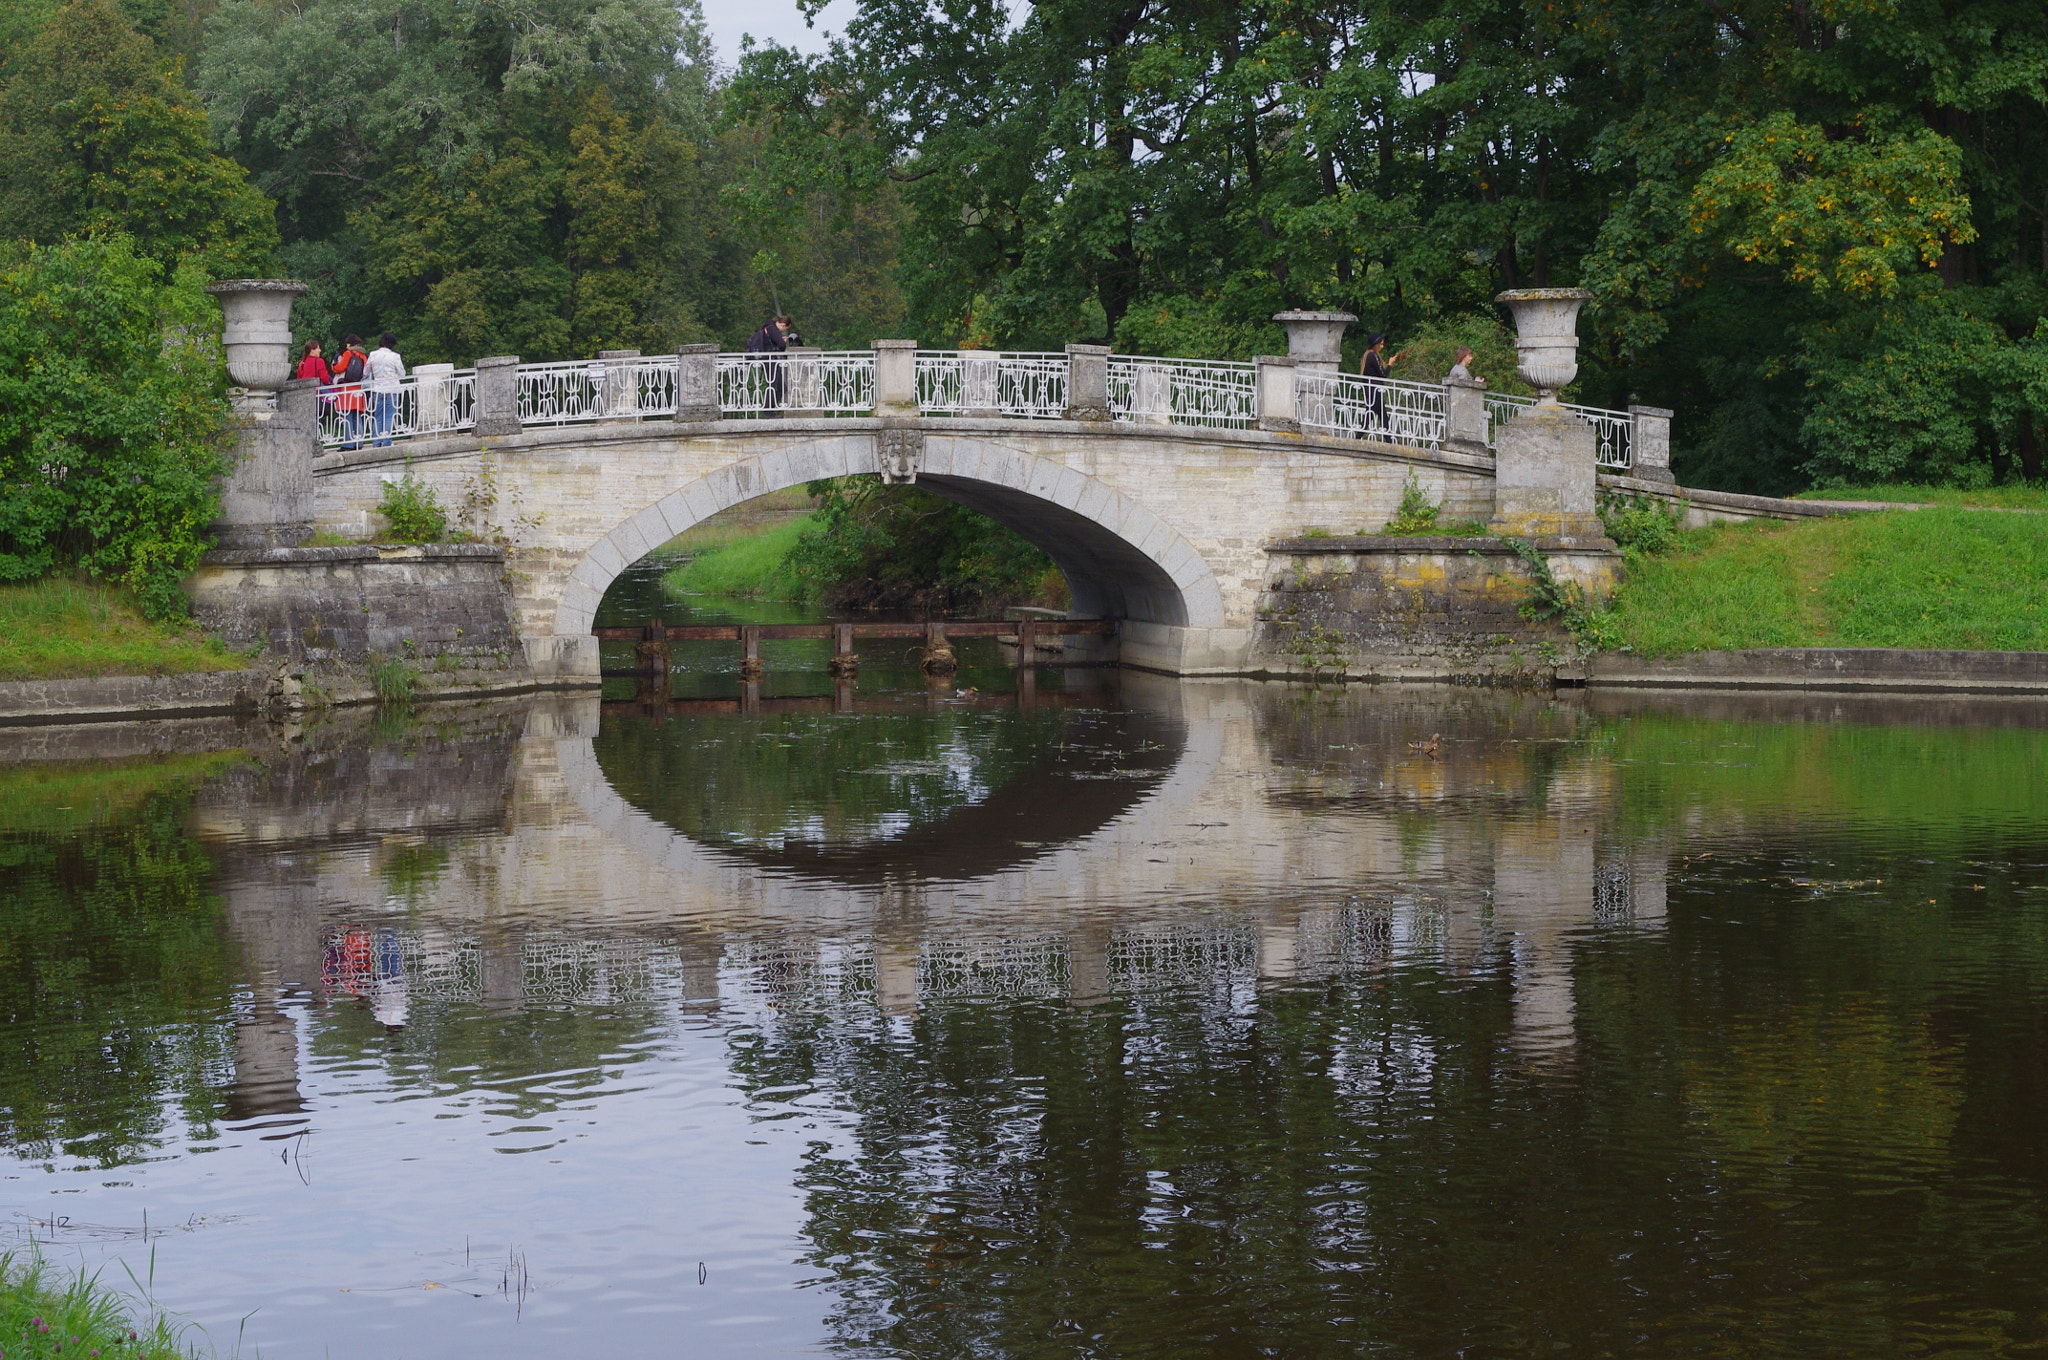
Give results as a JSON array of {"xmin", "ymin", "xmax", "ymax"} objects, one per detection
[{"xmin": 699, "ymin": 0, "xmax": 858, "ymax": 65}]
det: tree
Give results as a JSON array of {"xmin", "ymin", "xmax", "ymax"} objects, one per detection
[
  {"xmin": 0, "ymin": 236, "xmax": 235, "ymax": 617},
  {"xmin": 729, "ymin": 0, "xmax": 2048, "ymax": 492},
  {"xmin": 197, "ymin": 0, "xmax": 751, "ymax": 362},
  {"xmin": 0, "ymin": 0, "xmax": 276, "ymax": 277}
]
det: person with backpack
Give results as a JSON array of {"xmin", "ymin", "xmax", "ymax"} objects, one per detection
[
  {"xmin": 364, "ymin": 332, "xmax": 406, "ymax": 447},
  {"xmin": 331, "ymin": 335, "xmax": 369, "ymax": 449},
  {"xmin": 744, "ymin": 315, "xmax": 793, "ymax": 410}
]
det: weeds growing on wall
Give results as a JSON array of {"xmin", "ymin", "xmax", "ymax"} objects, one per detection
[
  {"xmin": 370, "ymin": 655, "xmax": 417, "ymax": 703},
  {"xmin": 1380, "ymin": 474, "xmax": 1492, "ymax": 536},
  {"xmin": 1598, "ymin": 492, "xmax": 1688, "ymax": 558},
  {"xmin": 376, "ymin": 468, "xmax": 449, "ymax": 544},
  {"xmin": 1497, "ymin": 537, "xmax": 1614, "ymax": 654}
]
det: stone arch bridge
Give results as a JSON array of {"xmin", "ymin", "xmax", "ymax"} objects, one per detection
[{"xmin": 194, "ymin": 304, "xmax": 1706, "ymax": 679}]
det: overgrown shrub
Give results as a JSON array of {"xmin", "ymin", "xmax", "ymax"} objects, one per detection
[
  {"xmin": 377, "ymin": 469, "xmax": 450, "ymax": 543},
  {"xmin": 785, "ymin": 478, "xmax": 1065, "ymax": 613},
  {"xmin": 1598, "ymin": 492, "xmax": 1688, "ymax": 557},
  {"xmin": 0, "ymin": 236, "xmax": 233, "ymax": 620}
]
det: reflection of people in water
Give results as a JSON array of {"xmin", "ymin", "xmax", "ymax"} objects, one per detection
[{"xmin": 322, "ymin": 926, "xmax": 410, "ymax": 1028}]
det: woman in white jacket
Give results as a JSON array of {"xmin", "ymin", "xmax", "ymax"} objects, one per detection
[{"xmin": 364, "ymin": 332, "xmax": 407, "ymax": 447}]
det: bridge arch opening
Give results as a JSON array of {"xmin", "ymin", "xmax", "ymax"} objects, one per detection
[{"xmin": 553, "ymin": 434, "xmax": 1226, "ymax": 640}]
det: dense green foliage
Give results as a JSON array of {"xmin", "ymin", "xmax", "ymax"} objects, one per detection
[
  {"xmin": 730, "ymin": 0, "xmax": 2048, "ymax": 493},
  {"xmin": 1596, "ymin": 492, "xmax": 1688, "ymax": 558},
  {"xmin": 191, "ymin": 0, "xmax": 906, "ymax": 359},
  {"xmin": 0, "ymin": 0, "xmax": 277, "ymax": 277},
  {"xmin": 0, "ymin": 238, "xmax": 235, "ymax": 618},
  {"xmin": 1603, "ymin": 509, "xmax": 2048, "ymax": 655},
  {"xmin": 784, "ymin": 478, "xmax": 1064, "ymax": 614}
]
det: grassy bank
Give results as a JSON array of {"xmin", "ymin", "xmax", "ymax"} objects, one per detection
[
  {"xmin": 0, "ymin": 578, "xmax": 248, "ymax": 682},
  {"xmin": 1794, "ymin": 483, "xmax": 2048, "ymax": 510},
  {"xmin": 0, "ymin": 1250, "xmax": 202, "ymax": 1359},
  {"xmin": 1604, "ymin": 508, "xmax": 2048, "ymax": 656},
  {"xmin": 662, "ymin": 514, "xmax": 819, "ymax": 602}
]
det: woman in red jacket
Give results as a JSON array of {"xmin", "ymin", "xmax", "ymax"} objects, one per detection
[{"xmin": 294, "ymin": 339, "xmax": 331, "ymax": 383}]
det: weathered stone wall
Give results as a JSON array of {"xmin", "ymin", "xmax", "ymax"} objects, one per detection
[
  {"xmin": 189, "ymin": 543, "xmax": 521, "ymax": 665},
  {"xmin": 1250, "ymin": 537, "xmax": 1620, "ymax": 681}
]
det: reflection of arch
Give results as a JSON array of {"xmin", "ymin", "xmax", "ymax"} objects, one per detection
[
  {"xmin": 591, "ymin": 704, "xmax": 1185, "ymax": 886},
  {"xmin": 550, "ymin": 434, "xmax": 1226, "ymax": 640},
  {"xmin": 554, "ymin": 682, "xmax": 1226, "ymax": 901}
]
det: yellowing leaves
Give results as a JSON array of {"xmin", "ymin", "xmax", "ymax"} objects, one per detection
[{"xmin": 1688, "ymin": 114, "xmax": 1974, "ymax": 297}]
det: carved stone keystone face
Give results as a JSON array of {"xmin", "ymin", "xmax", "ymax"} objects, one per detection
[
  {"xmin": 1495, "ymin": 288, "xmax": 1592, "ymax": 401},
  {"xmin": 878, "ymin": 427, "xmax": 924, "ymax": 484},
  {"xmin": 206, "ymin": 280, "xmax": 309, "ymax": 392}
]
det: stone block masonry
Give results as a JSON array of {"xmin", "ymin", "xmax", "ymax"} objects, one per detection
[
  {"xmin": 188, "ymin": 543, "xmax": 525, "ymax": 671},
  {"xmin": 1254, "ymin": 537, "xmax": 1620, "ymax": 682}
]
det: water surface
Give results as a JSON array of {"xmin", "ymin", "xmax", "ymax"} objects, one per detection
[{"xmin": 3, "ymin": 678, "xmax": 2046, "ymax": 1357}]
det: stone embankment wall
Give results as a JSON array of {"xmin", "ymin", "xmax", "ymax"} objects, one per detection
[
  {"xmin": 185, "ymin": 542, "xmax": 533, "ymax": 705},
  {"xmin": 190, "ymin": 543, "xmax": 521, "ymax": 662},
  {"xmin": 1251, "ymin": 537, "xmax": 1618, "ymax": 682}
]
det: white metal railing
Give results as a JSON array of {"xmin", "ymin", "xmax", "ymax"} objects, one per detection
[
  {"xmin": 319, "ymin": 370, "xmax": 475, "ymax": 449},
  {"xmin": 519, "ymin": 356, "xmax": 685, "ymax": 427},
  {"xmin": 1108, "ymin": 356, "xmax": 1258, "ymax": 429},
  {"xmin": 1296, "ymin": 371, "xmax": 1447, "ymax": 446},
  {"xmin": 1485, "ymin": 391, "xmax": 1632, "ymax": 469},
  {"xmin": 717, "ymin": 351, "xmax": 875, "ymax": 417},
  {"xmin": 314, "ymin": 348, "xmax": 1642, "ymax": 469},
  {"xmin": 914, "ymin": 351, "xmax": 1070, "ymax": 419}
]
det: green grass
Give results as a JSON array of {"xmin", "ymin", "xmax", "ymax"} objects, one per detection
[
  {"xmin": 1605, "ymin": 509, "xmax": 2048, "ymax": 656},
  {"xmin": 0, "ymin": 1249, "xmax": 207, "ymax": 1359},
  {"xmin": 652, "ymin": 487, "xmax": 818, "ymax": 557},
  {"xmin": 0, "ymin": 577, "xmax": 250, "ymax": 682},
  {"xmin": 1794, "ymin": 482, "xmax": 2048, "ymax": 510},
  {"xmin": 663, "ymin": 514, "xmax": 818, "ymax": 601}
]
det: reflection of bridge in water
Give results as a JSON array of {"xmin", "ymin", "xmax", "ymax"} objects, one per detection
[{"xmin": 192, "ymin": 679, "xmax": 1674, "ymax": 1117}]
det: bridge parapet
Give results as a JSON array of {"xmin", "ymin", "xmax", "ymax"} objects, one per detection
[{"xmin": 313, "ymin": 344, "xmax": 1656, "ymax": 473}]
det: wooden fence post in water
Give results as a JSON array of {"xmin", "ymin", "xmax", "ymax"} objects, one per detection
[
  {"xmin": 739, "ymin": 625, "xmax": 763, "ymax": 681},
  {"xmin": 1016, "ymin": 617, "xmax": 1037, "ymax": 669},
  {"xmin": 921, "ymin": 621, "xmax": 957, "ymax": 676},
  {"xmin": 828, "ymin": 623, "xmax": 858, "ymax": 678}
]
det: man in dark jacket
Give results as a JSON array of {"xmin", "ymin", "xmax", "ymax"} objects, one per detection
[{"xmin": 744, "ymin": 315, "xmax": 793, "ymax": 410}]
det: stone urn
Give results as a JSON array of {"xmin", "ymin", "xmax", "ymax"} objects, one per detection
[
  {"xmin": 206, "ymin": 279, "xmax": 308, "ymax": 400},
  {"xmin": 1495, "ymin": 288, "xmax": 1592, "ymax": 402},
  {"xmin": 1272, "ymin": 310, "xmax": 1357, "ymax": 373}
]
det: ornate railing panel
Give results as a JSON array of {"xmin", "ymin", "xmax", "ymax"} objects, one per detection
[
  {"xmin": 717, "ymin": 351, "xmax": 875, "ymax": 417},
  {"xmin": 914, "ymin": 351, "xmax": 1069, "ymax": 418},
  {"xmin": 1108, "ymin": 356, "xmax": 1257, "ymax": 429},
  {"xmin": 318, "ymin": 370, "xmax": 476, "ymax": 449},
  {"xmin": 997, "ymin": 354, "xmax": 1070, "ymax": 419},
  {"xmin": 1296, "ymin": 372, "xmax": 1447, "ymax": 447}
]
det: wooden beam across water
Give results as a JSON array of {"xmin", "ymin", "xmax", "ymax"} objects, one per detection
[{"xmin": 591, "ymin": 619, "xmax": 1116, "ymax": 643}]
